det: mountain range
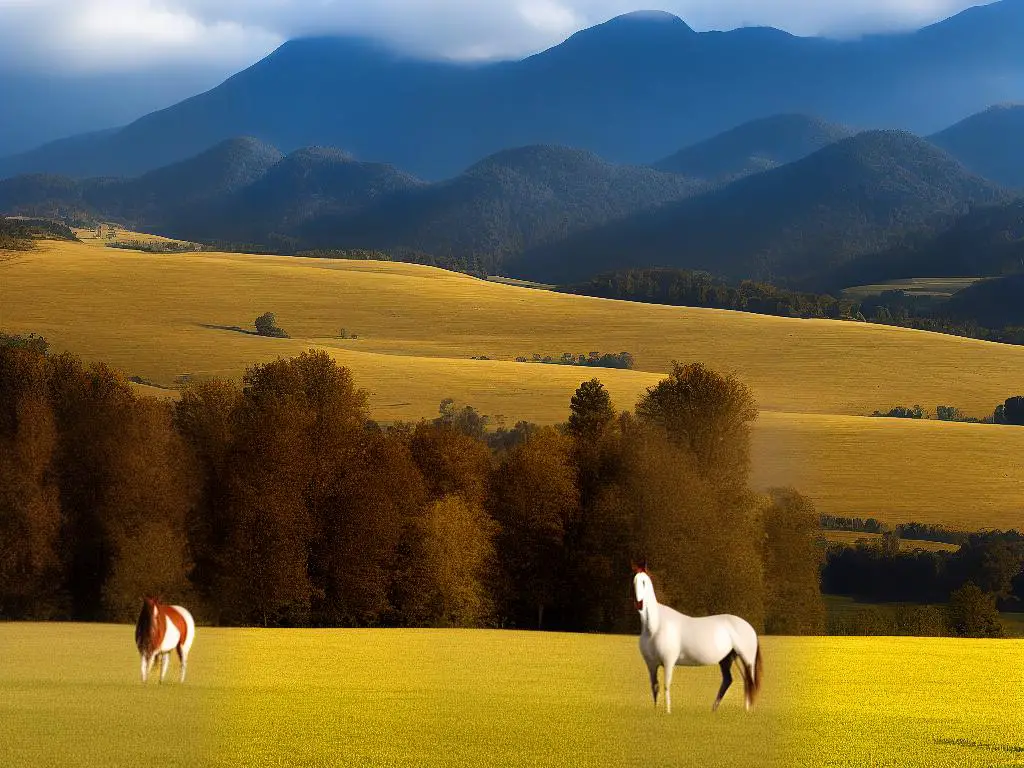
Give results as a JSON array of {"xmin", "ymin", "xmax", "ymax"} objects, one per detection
[
  {"xmin": 510, "ymin": 130, "xmax": 1009, "ymax": 287},
  {"xmin": 3, "ymin": 106, "xmax": 1022, "ymax": 291},
  {"xmin": 3, "ymin": 1, "xmax": 1024, "ymax": 181}
]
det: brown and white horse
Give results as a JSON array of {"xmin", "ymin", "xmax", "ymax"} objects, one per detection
[{"xmin": 134, "ymin": 597, "xmax": 195, "ymax": 684}]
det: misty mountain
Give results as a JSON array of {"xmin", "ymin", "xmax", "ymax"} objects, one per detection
[
  {"xmin": 653, "ymin": 114, "xmax": 855, "ymax": 183},
  {"xmin": 3, "ymin": 1, "xmax": 1024, "ymax": 181},
  {"xmin": 929, "ymin": 104, "xmax": 1024, "ymax": 188},
  {"xmin": 0, "ymin": 68, "xmax": 231, "ymax": 158},
  {"xmin": 507, "ymin": 131, "xmax": 1009, "ymax": 287}
]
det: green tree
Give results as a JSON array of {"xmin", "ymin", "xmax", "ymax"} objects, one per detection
[
  {"xmin": 947, "ymin": 582, "xmax": 1005, "ymax": 638},
  {"xmin": 567, "ymin": 378, "xmax": 615, "ymax": 441},
  {"xmin": 254, "ymin": 312, "xmax": 288, "ymax": 338},
  {"xmin": 1004, "ymin": 396, "xmax": 1024, "ymax": 426}
]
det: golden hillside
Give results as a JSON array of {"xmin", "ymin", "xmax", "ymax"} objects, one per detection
[{"xmin": 3, "ymin": 238, "xmax": 1023, "ymax": 530}]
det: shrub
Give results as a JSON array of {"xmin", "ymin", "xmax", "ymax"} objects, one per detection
[
  {"xmin": 947, "ymin": 582, "xmax": 1005, "ymax": 638},
  {"xmin": 871, "ymin": 405, "xmax": 926, "ymax": 419},
  {"xmin": 254, "ymin": 312, "xmax": 289, "ymax": 338}
]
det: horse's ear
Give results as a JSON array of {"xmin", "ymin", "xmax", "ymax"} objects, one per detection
[{"xmin": 639, "ymin": 560, "xmax": 648, "ymax": 573}]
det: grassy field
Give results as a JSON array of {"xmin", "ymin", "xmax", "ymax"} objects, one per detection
[
  {"xmin": 73, "ymin": 226, "xmax": 199, "ymax": 249},
  {"xmin": 817, "ymin": 529, "xmax": 960, "ymax": 552},
  {"xmin": 3, "ymin": 240, "xmax": 1024, "ymax": 528},
  {"xmin": 2, "ymin": 624, "xmax": 1022, "ymax": 768},
  {"xmin": 841, "ymin": 277, "xmax": 982, "ymax": 299}
]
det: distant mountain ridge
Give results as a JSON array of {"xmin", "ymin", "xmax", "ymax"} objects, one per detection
[
  {"xmin": 653, "ymin": 114, "xmax": 855, "ymax": 182},
  {"xmin": 0, "ymin": 140, "xmax": 704, "ymax": 273},
  {"xmin": 508, "ymin": 130, "xmax": 1010, "ymax": 286},
  {"xmin": 929, "ymin": 104, "xmax": 1024, "ymax": 188},
  {"xmin": 3, "ymin": 1, "xmax": 1024, "ymax": 180}
]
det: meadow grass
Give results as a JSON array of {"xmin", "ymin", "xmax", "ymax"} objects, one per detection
[
  {"xmin": 816, "ymin": 529, "xmax": 959, "ymax": 552},
  {"xmin": 841, "ymin": 277, "xmax": 983, "ymax": 299},
  {"xmin": 3, "ymin": 241, "xmax": 1024, "ymax": 528},
  {"xmin": 2, "ymin": 624, "xmax": 1021, "ymax": 768}
]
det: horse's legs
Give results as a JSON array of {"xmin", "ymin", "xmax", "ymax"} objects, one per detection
[
  {"xmin": 159, "ymin": 652, "xmax": 170, "ymax": 683},
  {"xmin": 662, "ymin": 663, "xmax": 674, "ymax": 715},
  {"xmin": 176, "ymin": 646, "xmax": 188, "ymax": 683},
  {"xmin": 713, "ymin": 652, "xmax": 736, "ymax": 712},
  {"xmin": 648, "ymin": 664, "xmax": 660, "ymax": 708},
  {"xmin": 140, "ymin": 653, "xmax": 150, "ymax": 683}
]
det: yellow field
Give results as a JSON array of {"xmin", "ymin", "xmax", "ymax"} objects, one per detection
[
  {"xmin": 3, "ymin": 240, "xmax": 1024, "ymax": 528},
  {"xmin": 2, "ymin": 624, "xmax": 1021, "ymax": 768},
  {"xmin": 842, "ymin": 277, "xmax": 982, "ymax": 299}
]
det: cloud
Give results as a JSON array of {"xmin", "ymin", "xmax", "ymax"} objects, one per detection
[{"xmin": 0, "ymin": 0, "xmax": 991, "ymax": 74}]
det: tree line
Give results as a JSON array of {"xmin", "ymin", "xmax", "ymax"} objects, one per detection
[
  {"xmin": 561, "ymin": 268, "xmax": 1024, "ymax": 348},
  {"xmin": 0, "ymin": 334, "xmax": 824, "ymax": 634},
  {"xmin": 823, "ymin": 531, "xmax": 1024, "ymax": 609}
]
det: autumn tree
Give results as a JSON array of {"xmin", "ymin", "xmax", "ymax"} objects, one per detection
[
  {"xmin": 635, "ymin": 361, "xmax": 758, "ymax": 493},
  {"xmin": 762, "ymin": 488, "xmax": 825, "ymax": 634},
  {"xmin": 46, "ymin": 355, "xmax": 193, "ymax": 621},
  {"xmin": 401, "ymin": 495, "xmax": 497, "ymax": 628},
  {"xmin": 408, "ymin": 420, "xmax": 493, "ymax": 507},
  {"xmin": 490, "ymin": 427, "xmax": 578, "ymax": 629},
  {"xmin": 313, "ymin": 429, "xmax": 425, "ymax": 626},
  {"xmin": 100, "ymin": 397, "xmax": 197, "ymax": 621},
  {"xmin": 173, "ymin": 378, "xmax": 240, "ymax": 616},
  {"xmin": 0, "ymin": 344, "xmax": 61, "ymax": 618},
  {"xmin": 563, "ymin": 378, "xmax": 628, "ymax": 631}
]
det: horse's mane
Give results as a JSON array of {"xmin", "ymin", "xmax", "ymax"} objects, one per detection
[{"xmin": 135, "ymin": 598, "xmax": 158, "ymax": 652}]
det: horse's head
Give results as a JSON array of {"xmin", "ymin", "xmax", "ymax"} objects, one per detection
[{"xmin": 631, "ymin": 562, "xmax": 652, "ymax": 612}]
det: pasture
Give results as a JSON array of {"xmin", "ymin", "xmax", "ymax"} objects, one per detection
[
  {"xmin": 841, "ymin": 277, "xmax": 982, "ymax": 299},
  {"xmin": 1, "ymin": 624, "xmax": 1021, "ymax": 768},
  {"xmin": 3, "ymin": 240, "xmax": 1024, "ymax": 528},
  {"xmin": 816, "ymin": 529, "xmax": 959, "ymax": 553}
]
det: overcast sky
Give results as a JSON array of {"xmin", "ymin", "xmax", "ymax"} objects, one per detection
[{"xmin": 0, "ymin": 0, "xmax": 992, "ymax": 74}]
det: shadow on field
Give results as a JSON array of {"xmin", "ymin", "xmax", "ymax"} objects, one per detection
[{"xmin": 197, "ymin": 323, "xmax": 259, "ymax": 336}]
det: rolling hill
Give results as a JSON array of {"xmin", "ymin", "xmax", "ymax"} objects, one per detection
[
  {"xmin": 653, "ymin": 114, "xmax": 855, "ymax": 183},
  {"xmin": 510, "ymin": 130, "xmax": 1008, "ymax": 287},
  {"xmin": 0, "ymin": 137, "xmax": 285, "ymax": 230},
  {"xmin": 293, "ymin": 145, "xmax": 704, "ymax": 272},
  {"xmin": 821, "ymin": 197, "xmax": 1024, "ymax": 290},
  {"xmin": 4, "ymin": 236, "xmax": 1024, "ymax": 529},
  {"xmin": 1, "ymin": 143, "xmax": 703, "ymax": 273},
  {"xmin": 929, "ymin": 103, "xmax": 1024, "ymax": 189},
  {"xmin": 3, "ymin": 1, "xmax": 1024, "ymax": 180},
  {"xmin": 172, "ymin": 146, "xmax": 426, "ymax": 245},
  {"xmin": 942, "ymin": 272, "xmax": 1024, "ymax": 327}
]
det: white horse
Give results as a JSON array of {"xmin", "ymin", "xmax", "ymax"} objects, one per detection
[
  {"xmin": 632, "ymin": 564, "xmax": 762, "ymax": 713},
  {"xmin": 134, "ymin": 596, "xmax": 196, "ymax": 683}
]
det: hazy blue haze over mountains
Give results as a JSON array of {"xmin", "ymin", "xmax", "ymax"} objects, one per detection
[
  {"xmin": 2, "ymin": 1, "xmax": 1024, "ymax": 181},
  {"xmin": 929, "ymin": 104, "xmax": 1024, "ymax": 188}
]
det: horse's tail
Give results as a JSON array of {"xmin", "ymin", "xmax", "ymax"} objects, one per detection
[{"xmin": 742, "ymin": 642, "xmax": 763, "ymax": 707}]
